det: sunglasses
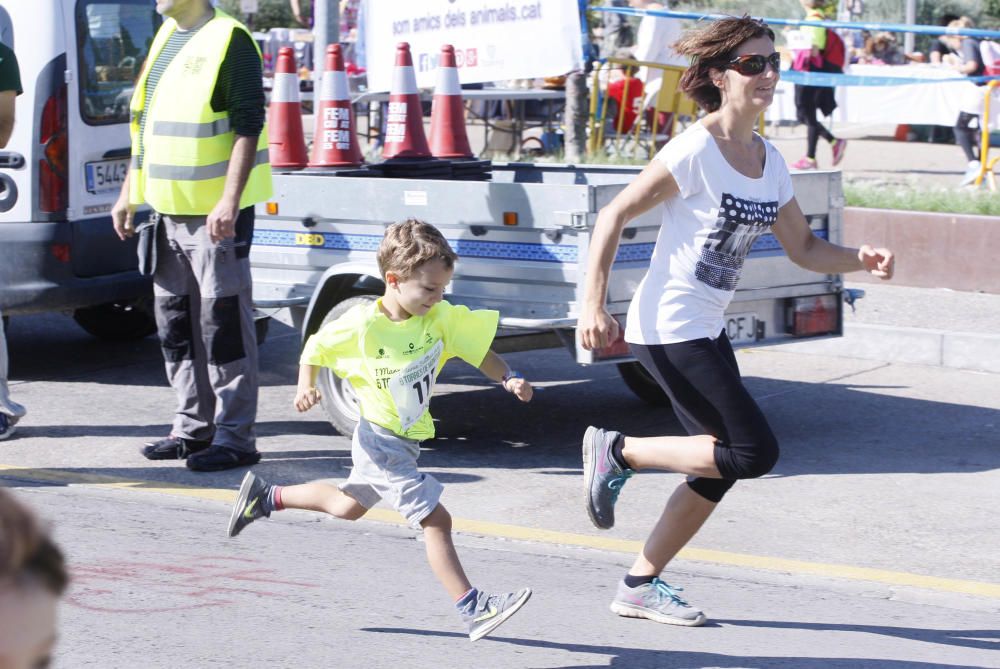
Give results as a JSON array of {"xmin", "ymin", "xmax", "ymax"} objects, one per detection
[{"xmin": 725, "ymin": 52, "xmax": 781, "ymax": 76}]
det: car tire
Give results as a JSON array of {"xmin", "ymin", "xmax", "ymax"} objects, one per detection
[
  {"xmin": 314, "ymin": 294, "xmax": 379, "ymax": 436},
  {"xmin": 73, "ymin": 298, "xmax": 157, "ymax": 341},
  {"xmin": 616, "ymin": 360, "xmax": 672, "ymax": 407}
]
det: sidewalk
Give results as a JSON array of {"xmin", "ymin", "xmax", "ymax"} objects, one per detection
[
  {"xmin": 774, "ymin": 282, "xmax": 1000, "ymax": 374},
  {"xmin": 767, "ymin": 122, "xmax": 971, "ymax": 191}
]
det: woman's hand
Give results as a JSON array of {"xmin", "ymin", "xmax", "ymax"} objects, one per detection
[
  {"xmin": 858, "ymin": 244, "xmax": 895, "ymax": 280},
  {"xmin": 578, "ymin": 304, "xmax": 620, "ymax": 351}
]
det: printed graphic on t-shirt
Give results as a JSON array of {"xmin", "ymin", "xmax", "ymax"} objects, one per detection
[
  {"xmin": 695, "ymin": 193, "xmax": 779, "ymax": 291},
  {"xmin": 388, "ymin": 339, "xmax": 444, "ymax": 431}
]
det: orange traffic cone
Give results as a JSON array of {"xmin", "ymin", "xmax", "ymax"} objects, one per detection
[
  {"xmin": 429, "ymin": 45, "xmax": 473, "ymax": 159},
  {"xmin": 268, "ymin": 46, "xmax": 308, "ymax": 169},
  {"xmin": 382, "ymin": 42, "xmax": 431, "ymax": 160},
  {"xmin": 309, "ymin": 44, "xmax": 363, "ymax": 167}
]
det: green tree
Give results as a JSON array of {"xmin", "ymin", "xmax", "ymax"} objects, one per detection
[
  {"xmin": 985, "ymin": 0, "xmax": 1000, "ymax": 21},
  {"xmin": 218, "ymin": 0, "xmax": 311, "ymax": 32}
]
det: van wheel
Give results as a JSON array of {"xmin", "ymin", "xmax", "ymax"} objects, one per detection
[
  {"xmin": 616, "ymin": 361, "xmax": 672, "ymax": 407},
  {"xmin": 73, "ymin": 298, "xmax": 157, "ymax": 341},
  {"xmin": 314, "ymin": 294, "xmax": 379, "ymax": 436}
]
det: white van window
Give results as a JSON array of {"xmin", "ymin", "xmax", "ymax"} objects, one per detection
[{"xmin": 75, "ymin": 0, "xmax": 160, "ymax": 125}]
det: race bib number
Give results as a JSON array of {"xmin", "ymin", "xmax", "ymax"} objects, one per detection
[{"xmin": 389, "ymin": 339, "xmax": 443, "ymax": 431}]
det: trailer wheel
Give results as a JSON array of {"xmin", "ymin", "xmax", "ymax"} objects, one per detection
[
  {"xmin": 315, "ymin": 294, "xmax": 379, "ymax": 436},
  {"xmin": 73, "ymin": 298, "xmax": 157, "ymax": 341},
  {"xmin": 616, "ymin": 361, "xmax": 672, "ymax": 407}
]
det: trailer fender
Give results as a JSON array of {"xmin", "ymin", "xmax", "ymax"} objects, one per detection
[{"xmin": 301, "ymin": 263, "xmax": 385, "ymax": 342}]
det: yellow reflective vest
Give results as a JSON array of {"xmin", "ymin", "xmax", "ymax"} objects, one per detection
[{"xmin": 129, "ymin": 10, "xmax": 272, "ymax": 214}]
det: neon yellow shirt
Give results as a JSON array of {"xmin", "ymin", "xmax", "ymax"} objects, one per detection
[
  {"xmin": 805, "ymin": 8, "xmax": 827, "ymax": 50},
  {"xmin": 300, "ymin": 299, "xmax": 499, "ymax": 440}
]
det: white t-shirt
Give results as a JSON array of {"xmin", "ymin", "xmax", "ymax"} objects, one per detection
[{"xmin": 624, "ymin": 122, "xmax": 795, "ymax": 345}]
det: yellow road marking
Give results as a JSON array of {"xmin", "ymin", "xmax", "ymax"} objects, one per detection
[{"xmin": 3, "ymin": 464, "xmax": 998, "ymax": 599}]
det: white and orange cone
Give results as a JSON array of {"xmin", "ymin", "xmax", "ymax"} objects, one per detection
[
  {"xmin": 267, "ymin": 46, "xmax": 308, "ymax": 169},
  {"xmin": 382, "ymin": 42, "xmax": 431, "ymax": 160},
  {"xmin": 309, "ymin": 44, "xmax": 363, "ymax": 167},
  {"xmin": 429, "ymin": 45, "xmax": 473, "ymax": 159}
]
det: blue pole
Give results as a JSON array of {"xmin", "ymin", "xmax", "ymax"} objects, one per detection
[{"xmin": 591, "ymin": 6, "xmax": 1000, "ymax": 40}]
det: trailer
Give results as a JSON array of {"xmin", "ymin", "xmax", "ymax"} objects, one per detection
[{"xmin": 251, "ymin": 163, "xmax": 848, "ymax": 435}]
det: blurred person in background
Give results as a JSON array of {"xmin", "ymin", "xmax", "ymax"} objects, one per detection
[
  {"xmin": 0, "ymin": 40, "xmax": 25, "ymax": 441},
  {"xmin": 941, "ymin": 17, "xmax": 988, "ymax": 187},
  {"xmin": 606, "ymin": 52, "xmax": 645, "ymax": 134},
  {"xmin": 789, "ymin": 0, "xmax": 847, "ymax": 170},
  {"xmin": 631, "ymin": 0, "xmax": 686, "ymax": 116},
  {"xmin": 929, "ymin": 13, "xmax": 961, "ymax": 64},
  {"xmin": 859, "ymin": 31, "xmax": 905, "ymax": 65},
  {"xmin": 600, "ymin": 0, "xmax": 635, "ymax": 59}
]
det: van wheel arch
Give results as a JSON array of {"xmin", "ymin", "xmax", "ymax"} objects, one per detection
[{"xmin": 72, "ymin": 297, "xmax": 158, "ymax": 341}]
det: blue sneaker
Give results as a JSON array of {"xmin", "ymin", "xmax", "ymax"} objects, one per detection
[
  {"xmin": 582, "ymin": 426, "xmax": 633, "ymax": 529},
  {"xmin": 0, "ymin": 413, "xmax": 14, "ymax": 441},
  {"xmin": 610, "ymin": 578, "xmax": 706, "ymax": 626},
  {"xmin": 459, "ymin": 588, "xmax": 532, "ymax": 641}
]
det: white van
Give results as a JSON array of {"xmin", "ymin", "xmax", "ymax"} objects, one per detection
[{"xmin": 0, "ymin": 0, "xmax": 161, "ymax": 339}]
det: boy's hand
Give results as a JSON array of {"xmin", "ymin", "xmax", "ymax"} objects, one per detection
[
  {"xmin": 294, "ymin": 386, "xmax": 322, "ymax": 412},
  {"xmin": 504, "ymin": 377, "xmax": 533, "ymax": 403}
]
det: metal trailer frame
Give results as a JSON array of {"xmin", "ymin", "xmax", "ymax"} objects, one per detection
[
  {"xmin": 251, "ymin": 161, "xmax": 843, "ymax": 353},
  {"xmin": 249, "ymin": 162, "xmax": 844, "ymax": 429}
]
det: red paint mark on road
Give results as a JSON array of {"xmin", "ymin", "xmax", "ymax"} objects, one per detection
[{"xmin": 67, "ymin": 555, "xmax": 320, "ymax": 614}]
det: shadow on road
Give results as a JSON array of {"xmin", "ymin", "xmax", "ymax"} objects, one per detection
[
  {"xmin": 715, "ymin": 618, "xmax": 1000, "ymax": 653},
  {"xmin": 360, "ymin": 626, "xmax": 991, "ymax": 668},
  {"xmin": 6, "ymin": 314, "xmax": 999, "ymax": 480}
]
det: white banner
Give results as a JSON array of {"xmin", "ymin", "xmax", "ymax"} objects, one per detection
[{"xmin": 362, "ymin": 0, "xmax": 583, "ymax": 92}]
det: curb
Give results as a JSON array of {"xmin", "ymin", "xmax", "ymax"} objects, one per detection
[{"xmin": 774, "ymin": 323, "xmax": 1000, "ymax": 375}]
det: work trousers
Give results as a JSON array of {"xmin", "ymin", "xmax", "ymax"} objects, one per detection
[{"xmin": 153, "ymin": 208, "xmax": 258, "ymax": 452}]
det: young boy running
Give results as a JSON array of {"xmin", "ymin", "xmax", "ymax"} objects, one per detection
[{"xmin": 227, "ymin": 219, "xmax": 534, "ymax": 641}]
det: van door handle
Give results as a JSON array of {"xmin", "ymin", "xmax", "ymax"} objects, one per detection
[
  {"xmin": 103, "ymin": 147, "xmax": 131, "ymax": 159},
  {"xmin": 0, "ymin": 152, "xmax": 25, "ymax": 169},
  {"xmin": 0, "ymin": 173, "xmax": 18, "ymax": 212}
]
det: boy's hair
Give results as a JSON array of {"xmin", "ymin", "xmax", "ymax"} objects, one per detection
[
  {"xmin": 673, "ymin": 15, "xmax": 776, "ymax": 113},
  {"xmin": 0, "ymin": 488, "xmax": 68, "ymax": 596},
  {"xmin": 377, "ymin": 219, "xmax": 458, "ymax": 280}
]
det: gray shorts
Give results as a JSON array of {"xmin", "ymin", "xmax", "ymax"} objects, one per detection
[{"xmin": 339, "ymin": 418, "xmax": 443, "ymax": 529}]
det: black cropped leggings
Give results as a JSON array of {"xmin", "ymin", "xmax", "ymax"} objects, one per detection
[{"xmin": 631, "ymin": 333, "xmax": 779, "ymax": 503}]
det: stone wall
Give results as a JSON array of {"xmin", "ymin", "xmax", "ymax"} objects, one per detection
[{"xmin": 843, "ymin": 207, "xmax": 1000, "ymax": 294}]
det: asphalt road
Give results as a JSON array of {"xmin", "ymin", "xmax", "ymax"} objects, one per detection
[{"xmin": 1, "ymin": 313, "xmax": 998, "ymax": 668}]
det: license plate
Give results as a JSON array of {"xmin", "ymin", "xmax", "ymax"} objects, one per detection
[
  {"xmin": 724, "ymin": 311, "xmax": 759, "ymax": 344},
  {"xmin": 85, "ymin": 158, "xmax": 129, "ymax": 194}
]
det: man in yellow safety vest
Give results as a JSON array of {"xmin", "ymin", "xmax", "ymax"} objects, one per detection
[{"xmin": 112, "ymin": 0, "xmax": 272, "ymax": 472}]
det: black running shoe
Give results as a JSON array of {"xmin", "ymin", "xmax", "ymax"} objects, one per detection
[
  {"xmin": 141, "ymin": 435, "xmax": 211, "ymax": 460},
  {"xmin": 228, "ymin": 471, "xmax": 272, "ymax": 537}
]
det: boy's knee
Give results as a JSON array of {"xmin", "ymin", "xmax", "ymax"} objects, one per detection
[
  {"xmin": 339, "ymin": 506, "xmax": 367, "ymax": 522},
  {"xmin": 419, "ymin": 504, "xmax": 451, "ymax": 531}
]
